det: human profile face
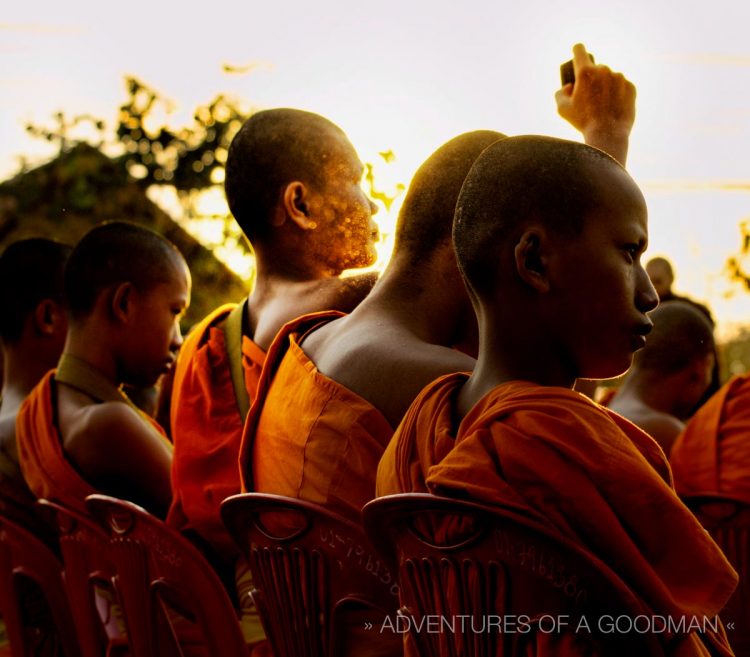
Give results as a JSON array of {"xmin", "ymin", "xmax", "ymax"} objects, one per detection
[
  {"xmin": 547, "ymin": 164, "xmax": 659, "ymax": 380},
  {"xmin": 124, "ymin": 260, "xmax": 191, "ymax": 387},
  {"xmin": 305, "ymin": 134, "xmax": 379, "ymax": 272}
]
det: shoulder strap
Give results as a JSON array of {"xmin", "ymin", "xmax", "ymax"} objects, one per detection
[{"xmin": 224, "ymin": 300, "xmax": 251, "ymax": 423}]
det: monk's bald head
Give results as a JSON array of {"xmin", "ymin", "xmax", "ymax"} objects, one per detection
[
  {"xmin": 0, "ymin": 238, "xmax": 71, "ymax": 343},
  {"xmin": 225, "ymin": 108, "xmax": 352, "ymax": 241},
  {"xmin": 634, "ymin": 301, "xmax": 714, "ymax": 375},
  {"xmin": 454, "ymin": 135, "xmax": 627, "ymax": 299},
  {"xmin": 393, "ymin": 131, "xmax": 505, "ymax": 262},
  {"xmin": 64, "ymin": 222, "xmax": 186, "ymax": 321},
  {"xmin": 646, "ymin": 256, "xmax": 674, "ymax": 299}
]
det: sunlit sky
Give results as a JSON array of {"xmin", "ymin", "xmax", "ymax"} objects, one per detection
[{"xmin": 3, "ymin": 0, "xmax": 750, "ymax": 338}]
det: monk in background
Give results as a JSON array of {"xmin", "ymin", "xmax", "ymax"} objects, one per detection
[
  {"xmin": 609, "ymin": 300, "xmax": 715, "ymax": 454},
  {"xmin": 646, "ymin": 255, "xmax": 720, "ymax": 405},
  {"xmin": 17, "ymin": 222, "xmax": 186, "ymax": 518},
  {"xmin": 0, "ymin": 239, "xmax": 70, "ymax": 495},
  {"xmin": 377, "ymin": 136, "xmax": 735, "ymax": 656},
  {"xmin": 0, "ymin": 239, "xmax": 71, "ymax": 657},
  {"xmin": 243, "ymin": 43, "xmax": 636, "ymax": 521}
]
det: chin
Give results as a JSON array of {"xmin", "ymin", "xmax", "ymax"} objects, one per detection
[{"xmin": 582, "ymin": 357, "xmax": 634, "ymax": 381}]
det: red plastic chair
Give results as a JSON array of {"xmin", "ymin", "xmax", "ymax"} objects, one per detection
[
  {"xmin": 85, "ymin": 494, "xmax": 247, "ymax": 657},
  {"xmin": 220, "ymin": 493, "xmax": 400, "ymax": 657},
  {"xmin": 683, "ymin": 494, "xmax": 750, "ymax": 657},
  {"xmin": 0, "ymin": 511, "xmax": 80, "ymax": 657},
  {"xmin": 37, "ymin": 500, "xmax": 129, "ymax": 657},
  {"xmin": 363, "ymin": 493, "xmax": 666, "ymax": 657}
]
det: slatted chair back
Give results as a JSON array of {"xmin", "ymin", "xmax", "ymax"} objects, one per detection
[
  {"xmin": 85, "ymin": 494, "xmax": 247, "ymax": 657},
  {"xmin": 37, "ymin": 499, "xmax": 129, "ymax": 657},
  {"xmin": 0, "ymin": 512, "xmax": 80, "ymax": 657},
  {"xmin": 363, "ymin": 493, "xmax": 666, "ymax": 657},
  {"xmin": 221, "ymin": 493, "xmax": 400, "ymax": 657}
]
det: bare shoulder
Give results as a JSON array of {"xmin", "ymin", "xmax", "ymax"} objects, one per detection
[
  {"xmin": 312, "ymin": 329, "xmax": 474, "ymax": 428},
  {"xmin": 63, "ymin": 401, "xmax": 168, "ymax": 465},
  {"xmin": 638, "ymin": 411, "xmax": 684, "ymax": 455}
]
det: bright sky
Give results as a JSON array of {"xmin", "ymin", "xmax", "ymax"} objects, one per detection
[{"xmin": 3, "ymin": 0, "xmax": 750, "ymax": 338}]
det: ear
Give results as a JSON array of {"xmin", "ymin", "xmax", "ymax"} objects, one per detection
[
  {"xmin": 281, "ymin": 181, "xmax": 318, "ymax": 230},
  {"xmin": 514, "ymin": 228, "xmax": 551, "ymax": 293},
  {"xmin": 33, "ymin": 299, "xmax": 59, "ymax": 336},
  {"xmin": 111, "ymin": 282, "xmax": 134, "ymax": 323}
]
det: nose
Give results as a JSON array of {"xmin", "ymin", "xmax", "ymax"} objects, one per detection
[
  {"xmin": 369, "ymin": 198, "xmax": 379, "ymax": 216},
  {"xmin": 636, "ymin": 264, "xmax": 659, "ymax": 313}
]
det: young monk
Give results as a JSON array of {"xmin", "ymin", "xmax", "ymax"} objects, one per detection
[
  {"xmin": 167, "ymin": 108, "xmax": 379, "ymax": 560},
  {"xmin": 0, "ymin": 239, "xmax": 71, "ymax": 488},
  {"xmin": 17, "ymin": 222, "xmax": 188, "ymax": 519},
  {"xmin": 609, "ymin": 300, "xmax": 715, "ymax": 454},
  {"xmin": 242, "ymin": 43, "xmax": 636, "ymax": 522},
  {"xmin": 376, "ymin": 136, "xmax": 736, "ymax": 656},
  {"xmin": 0, "ymin": 239, "xmax": 70, "ymax": 536}
]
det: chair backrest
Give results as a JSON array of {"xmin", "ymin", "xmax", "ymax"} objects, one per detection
[
  {"xmin": 683, "ymin": 494, "xmax": 750, "ymax": 657},
  {"xmin": 85, "ymin": 494, "xmax": 247, "ymax": 657},
  {"xmin": 0, "ymin": 477, "xmax": 58, "ymax": 550},
  {"xmin": 221, "ymin": 492, "xmax": 400, "ymax": 657},
  {"xmin": 0, "ymin": 512, "xmax": 80, "ymax": 657},
  {"xmin": 363, "ymin": 494, "xmax": 665, "ymax": 657},
  {"xmin": 37, "ymin": 499, "xmax": 129, "ymax": 657}
]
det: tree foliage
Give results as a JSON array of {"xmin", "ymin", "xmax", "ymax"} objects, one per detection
[{"xmin": 116, "ymin": 77, "xmax": 244, "ymax": 193}]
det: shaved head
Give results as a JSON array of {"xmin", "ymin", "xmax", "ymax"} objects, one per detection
[
  {"xmin": 224, "ymin": 108, "xmax": 353, "ymax": 241},
  {"xmin": 64, "ymin": 222, "xmax": 186, "ymax": 320},
  {"xmin": 454, "ymin": 135, "xmax": 622, "ymax": 299},
  {"xmin": 634, "ymin": 301, "xmax": 714, "ymax": 374},
  {"xmin": 0, "ymin": 239, "xmax": 72, "ymax": 343},
  {"xmin": 646, "ymin": 256, "xmax": 675, "ymax": 299},
  {"xmin": 393, "ymin": 130, "xmax": 505, "ymax": 262}
]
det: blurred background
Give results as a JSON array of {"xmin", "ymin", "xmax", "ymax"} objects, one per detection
[{"xmin": 3, "ymin": 0, "xmax": 750, "ymax": 374}]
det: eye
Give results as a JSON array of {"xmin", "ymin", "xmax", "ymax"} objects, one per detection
[{"xmin": 622, "ymin": 243, "xmax": 642, "ymax": 263}]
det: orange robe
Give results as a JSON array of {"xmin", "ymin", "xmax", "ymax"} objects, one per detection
[
  {"xmin": 377, "ymin": 373, "xmax": 737, "ymax": 657},
  {"xmin": 16, "ymin": 371, "xmax": 169, "ymax": 516},
  {"xmin": 16, "ymin": 371, "xmax": 99, "ymax": 515},
  {"xmin": 240, "ymin": 312, "xmax": 393, "ymax": 523},
  {"xmin": 670, "ymin": 374, "xmax": 750, "ymax": 503},
  {"xmin": 167, "ymin": 304, "xmax": 266, "ymax": 559}
]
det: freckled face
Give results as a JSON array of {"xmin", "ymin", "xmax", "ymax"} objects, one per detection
[{"xmin": 305, "ymin": 135, "xmax": 380, "ymax": 272}]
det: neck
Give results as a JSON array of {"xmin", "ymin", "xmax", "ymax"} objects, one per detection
[
  {"xmin": 253, "ymin": 245, "xmax": 340, "ymax": 287},
  {"xmin": 356, "ymin": 250, "xmax": 471, "ymax": 346},
  {"xmin": 1, "ymin": 344, "xmax": 58, "ymax": 404},
  {"xmin": 478, "ymin": 306, "xmax": 578, "ymax": 389},
  {"xmin": 63, "ymin": 326, "xmax": 119, "ymax": 386}
]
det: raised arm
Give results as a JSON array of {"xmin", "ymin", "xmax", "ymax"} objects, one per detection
[{"xmin": 555, "ymin": 43, "xmax": 636, "ymax": 166}]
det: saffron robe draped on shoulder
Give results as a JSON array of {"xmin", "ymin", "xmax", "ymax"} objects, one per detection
[
  {"xmin": 167, "ymin": 304, "xmax": 266, "ymax": 559},
  {"xmin": 670, "ymin": 374, "xmax": 750, "ymax": 503},
  {"xmin": 17, "ymin": 358, "xmax": 171, "ymax": 515},
  {"xmin": 377, "ymin": 373, "xmax": 737, "ymax": 657},
  {"xmin": 16, "ymin": 371, "xmax": 97, "ymax": 515},
  {"xmin": 240, "ymin": 311, "xmax": 393, "ymax": 523}
]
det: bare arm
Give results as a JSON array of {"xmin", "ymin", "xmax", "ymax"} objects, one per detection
[
  {"xmin": 66, "ymin": 403, "xmax": 173, "ymax": 517},
  {"xmin": 555, "ymin": 43, "xmax": 636, "ymax": 166}
]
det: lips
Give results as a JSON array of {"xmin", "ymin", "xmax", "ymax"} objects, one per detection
[{"xmin": 630, "ymin": 321, "xmax": 653, "ymax": 350}]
